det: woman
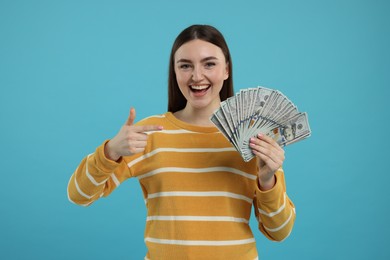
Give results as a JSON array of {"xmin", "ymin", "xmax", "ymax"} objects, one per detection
[{"xmin": 68, "ymin": 24, "xmax": 295, "ymax": 260}]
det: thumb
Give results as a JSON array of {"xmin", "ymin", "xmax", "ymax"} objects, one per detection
[{"xmin": 125, "ymin": 107, "xmax": 136, "ymax": 126}]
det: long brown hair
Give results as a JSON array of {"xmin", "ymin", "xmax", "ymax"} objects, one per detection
[{"xmin": 168, "ymin": 24, "xmax": 234, "ymax": 113}]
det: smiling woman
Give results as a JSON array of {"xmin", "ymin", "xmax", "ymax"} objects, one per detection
[
  {"xmin": 173, "ymin": 39, "xmax": 229, "ymax": 125},
  {"xmin": 67, "ymin": 24, "xmax": 295, "ymax": 260},
  {"xmin": 168, "ymin": 25, "xmax": 234, "ymax": 114}
]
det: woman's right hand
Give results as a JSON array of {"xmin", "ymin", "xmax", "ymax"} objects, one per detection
[{"xmin": 104, "ymin": 108, "xmax": 163, "ymax": 161}]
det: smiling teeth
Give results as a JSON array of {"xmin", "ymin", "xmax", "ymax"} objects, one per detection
[{"xmin": 191, "ymin": 85, "xmax": 209, "ymax": 90}]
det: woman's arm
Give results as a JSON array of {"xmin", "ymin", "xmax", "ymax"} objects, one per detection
[
  {"xmin": 253, "ymin": 169, "xmax": 296, "ymax": 241},
  {"xmin": 67, "ymin": 108, "xmax": 163, "ymax": 206},
  {"xmin": 67, "ymin": 141, "xmax": 130, "ymax": 206},
  {"xmin": 250, "ymin": 133, "xmax": 296, "ymax": 241}
]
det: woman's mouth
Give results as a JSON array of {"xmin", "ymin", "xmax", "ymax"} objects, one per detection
[{"xmin": 190, "ymin": 85, "xmax": 211, "ymax": 94}]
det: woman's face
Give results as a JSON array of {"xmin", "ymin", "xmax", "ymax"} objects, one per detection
[{"xmin": 174, "ymin": 39, "xmax": 229, "ymax": 111}]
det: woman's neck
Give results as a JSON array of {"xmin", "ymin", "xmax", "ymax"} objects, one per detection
[{"xmin": 173, "ymin": 105, "xmax": 218, "ymax": 126}]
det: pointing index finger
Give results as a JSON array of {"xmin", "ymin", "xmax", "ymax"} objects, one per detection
[{"xmin": 134, "ymin": 124, "xmax": 164, "ymax": 133}]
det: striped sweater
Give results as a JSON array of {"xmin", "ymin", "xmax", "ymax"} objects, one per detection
[{"xmin": 67, "ymin": 112, "xmax": 296, "ymax": 259}]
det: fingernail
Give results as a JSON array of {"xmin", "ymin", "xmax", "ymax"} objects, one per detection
[{"xmin": 258, "ymin": 133, "xmax": 263, "ymax": 138}]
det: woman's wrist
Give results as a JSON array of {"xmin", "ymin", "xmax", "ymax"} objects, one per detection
[
  {"xmin": 258, "ymin": 175, "xmax": 276, "ymax": 191},
  {"xmin": 104, "ymin": 141, "xmax": 121, "ymax": 162}
]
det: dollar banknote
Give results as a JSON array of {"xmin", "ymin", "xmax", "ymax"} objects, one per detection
[{"xmin": 210, "ymin": 86, "xmax": 311, "ymax": 162}]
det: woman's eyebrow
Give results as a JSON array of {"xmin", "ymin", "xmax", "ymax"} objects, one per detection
[
  {"xmin": 176, "ymin": 58, "xmax": 192, "ymax": 63},
  {"xmin": 176, "ymin": 56, "xmax": 218, "ymax": 63},
  {"xmin": 201, "ymin": 56, "xmax": 218, "ymax": 62}
]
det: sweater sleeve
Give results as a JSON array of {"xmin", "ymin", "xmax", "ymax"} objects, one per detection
[
  {"xmin": 253, "ymin": 168, "xmax": 296, "ymax": 241},
  {"xmin": 67, "ymin": 140, "xmax": 132, "ymax": 206}
]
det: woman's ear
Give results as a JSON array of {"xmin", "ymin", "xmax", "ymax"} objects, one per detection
[{"xmin": 224, "ymin": 62, "xmax": 230, "ymax": 80}]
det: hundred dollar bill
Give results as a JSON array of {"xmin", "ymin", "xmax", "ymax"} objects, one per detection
[
  {"xmin": 210, "ymin": 109, "xmax": 239, "ymax": 151},
  {"xmin": 274, "ymin": 112, "xmax": 311, "ymax": 146},
  {"xmin": 239, "ymin": 87, "xmax": 273, "ymax": 149},
  {"xmin": 241, "ymin": 112, "xmax": 311, "ymax": 162},
  {"xmin": 211, "ymin": 86, "xmax": 311, "ymax": 162}
]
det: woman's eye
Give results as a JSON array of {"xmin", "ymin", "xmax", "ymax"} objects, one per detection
[
  {"xmin": 205, "ymin": 62, "xmax": 216, "ymax": 68},
  {"xmin": 179, "ymin": 64, "xmax": 191, "ymax": 69}
]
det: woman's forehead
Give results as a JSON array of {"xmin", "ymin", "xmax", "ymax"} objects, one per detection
[{"xmin": 174, "ymin": 39, "xmax": 225, "ymax": 61}]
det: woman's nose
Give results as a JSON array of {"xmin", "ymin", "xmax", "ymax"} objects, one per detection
[{"xmin": 192, "ymin": 66, "xmax": 204, "ymax": 81}]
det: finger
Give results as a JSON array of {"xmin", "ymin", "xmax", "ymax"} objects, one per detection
[
  {"xmin": 252, "ymin": 149, "xmax": 281, "ymax": 171},
  {"xmin": 252, "ymin": 138, "xmax": 282, "ymax": 155},
  {"xmin": 125, "ymin": 141, "xmax": 147, "ymax": 155},
  {"xmin": 254, "ymin": 146, "xmax": 283, "ymax": 165},
  {"xmin": 253, "ymin": 150, "xmax": 277, "ymax": 169},
  {"xmin": 124, "ymin": 132, "xmax": 148, "ymax": 142},
  {"xmin": 250, "ymin": 142, "xmax": 284, "ymax": 165},
  {"xmin": 126, "ymin": 147, "xmax": 146, "ymax": 155},
  {"xmin": 129, "ymin": 140, "xmax": 148, "ymax": 149},
  {"xmin": 132, "ymin": 124, "xmax": 164, "ymax": 133},
  {"xmin": 125, "ymin": 107, "xmax": 136, "ymax": 126},
  {"xmin": 256, "ymin": 133, "xmax": 284, "ymax": 152},
  {"xmin": 257, "ymin": 133, "xmax": 280, "ymax": 148},
  {"xmin": 130, "ymin": 132, "xmax": 148, "ymax": 142},
  {"xmin": 250, "ymin": 136, "xmax": 272, "ymax": 151}
]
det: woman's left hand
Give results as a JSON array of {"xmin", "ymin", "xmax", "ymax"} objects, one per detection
[{"xmin": 250, "ymin": 133, "xmax": 285, "ymax": 191}]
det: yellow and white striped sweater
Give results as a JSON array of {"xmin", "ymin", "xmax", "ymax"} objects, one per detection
[{"xmin": 68, "ymin": 112, "xmax": 296, "ymax": 259}]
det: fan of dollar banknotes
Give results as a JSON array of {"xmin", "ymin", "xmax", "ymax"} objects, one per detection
[{"xmin": 210, "ymin": 86, "xmax": 311, "ymax": 162}]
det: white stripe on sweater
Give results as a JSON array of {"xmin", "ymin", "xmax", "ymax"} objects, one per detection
[
  {"xmin": 258, "ymin": 193, "xmax": 287, "ymax": 217},
  {"xmin": 144, "ymin": 237, "xmax": 255, "ymax": 246},
  {"xmin": 128, "ymin": 147, "xmax": 236, "ymax": 169},
  {"xmin": 263, "ymin": 208, "xmax": 294, "ymax": 232},
  {"xmin": 86, "ymin": 154, "xmax": 108, "ymax": 186},
  {"xmin": 68, "ymin": 196, "xmax": 92, "ymax": 207},
  {"xmin": 145, "ymin": 129, "xmax": 200, "ymax": 135},
  {"xmin": 67, "ymin": 175, "xmax": 93, "ymax": 207},
  {"xmin": 146, "ymin": 215, "xmax": 249, "ymax": 223},
  {"xmin": 74, "ymin": 175, "xmax": 94, "ymax": 200},
  {"xmin": 147, "ymin": 191, "xmax": 253, "ymax": 204},
  {"xmin": 138, "ymin": 166, "xmax": 256, "ymax": 180},
  {"xmin": 141, "ymin": 114, "xmax": 166, "ymax": 121},
  {"xmin": 110, "ymin": 173, "xmax": 120, "ymax": 187}
]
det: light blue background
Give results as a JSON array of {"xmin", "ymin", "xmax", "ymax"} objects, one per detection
[{"xmin": 1, "ymin": 0, "xmax": 389, "ymax": 259}]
